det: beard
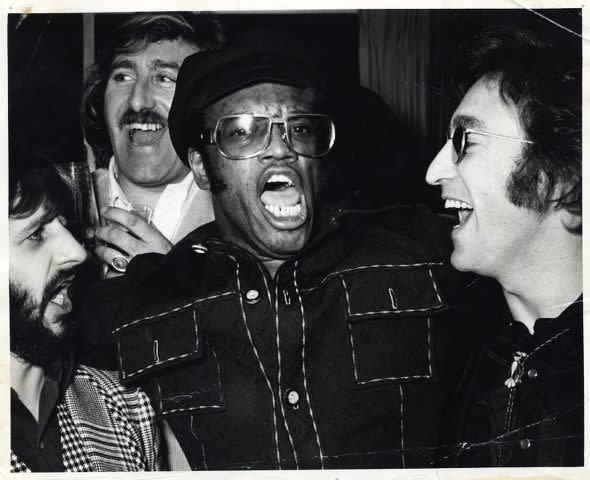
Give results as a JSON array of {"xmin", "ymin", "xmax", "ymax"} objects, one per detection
[{"xmin": 10, "ymin": 270, "xmax": 78, "ymax": 367}]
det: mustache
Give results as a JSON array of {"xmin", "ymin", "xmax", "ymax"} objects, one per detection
[
  {"xmin": 118, "ymin": 108, "xmax": 167, "ymax": 129},
  {"xmin": 39, "ymin": 267, "xmax": 79, "ymax": 312}
]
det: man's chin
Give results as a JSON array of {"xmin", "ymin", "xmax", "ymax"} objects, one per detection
[
  {"xmin": 10, "ymin": 290, "xmax": 73, "ymax": 367},
  {"xmin": 10, "ymin": 330, "xmax": 68, "ymax": 367},
  {"xmin": 258, "ymin": 227, "xmax": 311, "ymax": 259}
]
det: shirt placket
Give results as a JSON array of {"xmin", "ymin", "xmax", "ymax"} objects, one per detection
[{"xmin": 274, "ymin": 260, "xmax": 324, "ymax": 469}]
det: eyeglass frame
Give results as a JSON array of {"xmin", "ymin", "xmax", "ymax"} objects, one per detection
[
  {"xmin": 448, "ymin": 125, "xmax": 534, "ymax": 165},
  {"xmin": 198, "ymin": 113, "xmax": 336, "ymax": 160}
]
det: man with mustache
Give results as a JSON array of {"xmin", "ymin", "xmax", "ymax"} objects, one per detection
[
  {"xmin": 9, "ymin": 149, "xmax": 161, "ymax": 472},
  {"xmin": 426, "ymin": 27, "xmax": 582, "ymax": 466},
  {"xmin": 82, "ymin": 12, "xmax": 224, "ymax": 274},
  {"xmin": 95, "ymin": 30, "xmax": 468, "ymax": 469}
]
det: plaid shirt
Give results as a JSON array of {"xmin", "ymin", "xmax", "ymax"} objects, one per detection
[{"xmin": 11, "ymin": 364, "xmax": 161, "ymax": 472}]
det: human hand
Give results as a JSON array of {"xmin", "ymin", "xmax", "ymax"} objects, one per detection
[{"xmin": 94, "ymin": 206, "xmax": 173, "ymax": 273}]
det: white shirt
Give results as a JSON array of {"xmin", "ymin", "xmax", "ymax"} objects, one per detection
[{"xmin": 95, "ymin": 158, "xmax": 215, "ymax": 244}]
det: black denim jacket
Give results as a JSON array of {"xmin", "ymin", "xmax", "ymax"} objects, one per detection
[
  {"xmin": 441, "ymin": 283, "xmax": 583, "ymax": 467},
  {"xmin": 91, "ymin": 205, "xmax": 468, "ymax": 469}
]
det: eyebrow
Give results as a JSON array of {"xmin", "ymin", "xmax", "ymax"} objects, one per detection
[
  {"xmin": 451, "ymin": 114, "xmax": 486, "ymax": 132},
  {"xmin": 12, "ymin": 210, "xmax": 56, "ymax": 242},
  {"xmin": 111, "ymin": 58, "xmax": 181, "ymax": 71},
  {"xmin": 151, "ymin": 59, "xmax": 181, "ymax": 71},
  {"xmin": 20, "ymin": 202, "xmax": 60, "ymax": 229},
  {"xmin": 111, "ymin": 59, "xmax": 134, "ymax": 71}
]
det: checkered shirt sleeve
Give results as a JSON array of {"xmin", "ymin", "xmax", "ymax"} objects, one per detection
[
  {"xmin": 11, "ymin": 365, "xmax": 161, "ymax": 472},
  {"xmin": 10, "ymin": 451, "xmax": 30, "ymax": 473},
  {"xmin": 59, "ymin": 364, "xmax": 162, "ymax": 471}
]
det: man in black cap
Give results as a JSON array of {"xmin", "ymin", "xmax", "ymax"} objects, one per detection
[{"xmin": 87, "ymin": 30, "xmax": 466, "ymax": 470}]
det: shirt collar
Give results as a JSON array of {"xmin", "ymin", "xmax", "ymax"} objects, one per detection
[
  {"xmin": 509, "ymin": 294, "xmax": 583, "ymax": 351},
  {"xmin": 107, "ymin": 157, "xmax": 128, "ymax": 203}
]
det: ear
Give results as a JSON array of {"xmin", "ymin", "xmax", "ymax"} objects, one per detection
[
  {"xmin": 188, "ymin": 148, "xmax": 210, "ymax": 190},
  {"xmin": 560, "ymin": 209, "xmax": 582, "ymax": 233}
]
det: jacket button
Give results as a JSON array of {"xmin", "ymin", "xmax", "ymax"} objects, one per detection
[
  {"xmin": 191, "ymin": 243, "xmax": 208, "ymax": 254},
  {"xmin": 527, "ymin": 368, "xmax": 539, "ymax": 379},
  {"xmin": 285, "ymin": 389, "xmax": 300, "ymax": 406},
  {"xmin": 520, "ymin": 438, "xmax": 531, "ymax": 450},
  {"xmin": 245, "ymin": 289, "xmax": 261, "ymax": 304}
]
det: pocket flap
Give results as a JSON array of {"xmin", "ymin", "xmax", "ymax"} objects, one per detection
[
  {"xmin": 114, "ymin": 305, "xmax": 203, "ymax": 383},
  {"xmin": 343, "ymin": 265, "xmax": 445, "ymax": 320}
]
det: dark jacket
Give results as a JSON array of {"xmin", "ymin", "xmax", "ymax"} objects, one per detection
[
  {"xmin": 80, "ymin": 205, "xmax": 470, "ymax": 469},
  {"xmin": 440, "ymin": 282, "xmax": 583, "ymax": 467}
]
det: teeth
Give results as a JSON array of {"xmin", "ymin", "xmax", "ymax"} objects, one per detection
[
  {"xmin": 52, "ymin": 292, "xmax": 65, "ymax": 306},
  {"xmin": 445, "ymin": 199, "xmax": 473, "ymax": 210},
  {"xmin": 266, "ymin": 174, "xmax": 294, "ymax": 187},
  {"xmin": 125, "ymin": 123, "xmax": 163, "ymax": 131},
  {"xmin": 264, "ymin": 203, "xmax": 302, "ymax": 217}
]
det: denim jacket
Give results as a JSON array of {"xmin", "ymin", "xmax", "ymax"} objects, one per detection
[
  {"xmin": 442, "ymin": 286, "xmax": 583, "ymax": 467},
  {"xmin": 106, "ymin": 205, "xmax": 468, "ymax": 469}
]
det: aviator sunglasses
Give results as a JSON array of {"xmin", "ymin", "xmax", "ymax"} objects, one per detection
[{"xmin": 199, "ymin": 114, "xmax": 336, "ymax": 160}]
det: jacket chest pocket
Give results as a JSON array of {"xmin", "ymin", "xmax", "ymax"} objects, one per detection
[
  {"xmin": 114, "ymin": 292, "xmax": 240, "ymax": 415},
  {"xmin": 341, "ymin": 265, "xmax": 446, "ymax": 387}
]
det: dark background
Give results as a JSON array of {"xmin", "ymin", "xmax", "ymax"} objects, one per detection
[{"xmin": 8, "ymin": 9, "xmax": 582, "ymax": 210}]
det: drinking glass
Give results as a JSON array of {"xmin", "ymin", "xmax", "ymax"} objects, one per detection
[
  {"xmin": 108, "ymin": 196, "xmax": 153, "ymax": 225},
  {"xmin": 54, "ymin": 162, "xmax": 100, "ymax": 249}
]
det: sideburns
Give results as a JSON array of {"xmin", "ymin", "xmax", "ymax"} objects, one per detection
[
  {"xmin": 201, "ymin": 153, "xmax": 228, "ymax": 195},
  {"xmin": 505, "ymin": 156, "xmax": 548, "ymax": 214}
]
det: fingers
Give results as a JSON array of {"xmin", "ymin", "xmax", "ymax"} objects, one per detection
[
  {"xmin": 95, "ymin": 225, "xmax": 145, "ymax": 257},
  {"xmin": 96, "ymin": 206, "xmax": 173, "ymax": 257},
  {"xmin": 95, "ymin": 243, "xmax": 129, "ymax": 266},
  {"xmin": 101, "ymin": 206, "xmax": 152, "ymax": 238},
  {"xmin": 94, "ymin": 244, "xmax": 127, "ymax": 278}
]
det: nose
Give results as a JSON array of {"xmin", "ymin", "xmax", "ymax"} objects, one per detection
[
  {"xmin": 425, "ymin": 139, "xmax": 457, "ymax": 185},
  {"xmin": 259, "ymin": 124, "xmax": 297, "ymax": 163},
  {"xmin": 55, "ymin": 223, "xmax": 87, "ymax": 268},
  {"xmin": 129, "ymin": 77, "xmax": 156, "ymax": 112}
]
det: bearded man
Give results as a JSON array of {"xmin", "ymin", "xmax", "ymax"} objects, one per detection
[{"xmin": 9, "ymin": 149, "xmax": 162, "ymax": 472}]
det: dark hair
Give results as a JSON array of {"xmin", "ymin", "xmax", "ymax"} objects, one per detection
[
  {"xmin": 9, "ymin": 159, "xmax": 70, "ymax": 222},
  {"xmin": 81, "ymin": 12, "xmax": 225, "ymax": 167},
  {"xmin": 460, "ymin": 26, "xmax": 581, "ymax": 231}
]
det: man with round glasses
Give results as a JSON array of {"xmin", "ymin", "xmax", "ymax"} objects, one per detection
[
  {"xmin": 426, "ymin": 27, "xmax": 582, "ymax": 466},
  {"xmin": 79, "ymin": 29, "xmax": 469, "ymax": 470}
]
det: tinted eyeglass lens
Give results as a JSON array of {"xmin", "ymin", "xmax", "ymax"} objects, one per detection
[
  {"xmin": 451, "ymin": 126, "xmax": 466, "ymax": 164},
  {"xmin": 286, "ymin": 115, "xmax": 334, "ymax": 156},
  {"xmin": 217, "ymin": 116, "xmax": 270, "ymax": 159}
]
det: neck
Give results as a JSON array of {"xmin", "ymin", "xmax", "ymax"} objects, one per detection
[
  {"xmin": 213, "ymin": 203, "xmax": 290, "ymax": 272},
  {"xmin": 10, "ymin": 354, "xmax": 45, "ymax": 421},
  {"xmin": 500, "ymin": 232, "xmax": 582, "ymax": 334}
]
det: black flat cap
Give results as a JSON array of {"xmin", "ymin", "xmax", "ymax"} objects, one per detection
[{"xmin": 169, "ymin": 29, "xmax": 328, "ymax": 165}]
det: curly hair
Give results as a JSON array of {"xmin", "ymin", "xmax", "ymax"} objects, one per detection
[
  {"xmin": 81, "ymin": 12, "xmax": 225, "ymax": 168},
  {"xmin": 460, "ymin": 26, "xmax": 581, "ymax": 232}
]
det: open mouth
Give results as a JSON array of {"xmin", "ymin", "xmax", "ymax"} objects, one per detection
[
  {"xmin": 47, "ymin": 279, "xmax": 74, "ymax": 315},
  {"xmin": 444, "ymin": 198, "xmax": 474, "ymax": 229},
  {"xmin": 124, "ymin": 122, "xmax": 166, "ymax": 147},
  {"xmin": 259, "ymin": 171, "xmax": 307, "ymax": 228}
]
